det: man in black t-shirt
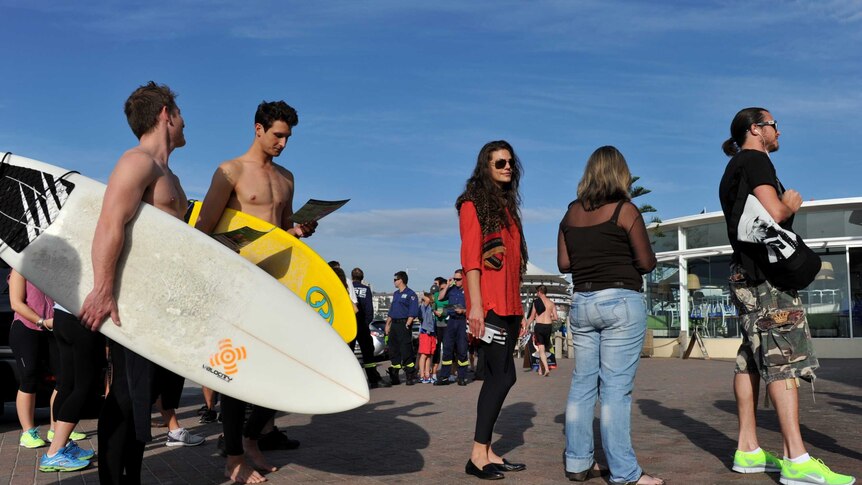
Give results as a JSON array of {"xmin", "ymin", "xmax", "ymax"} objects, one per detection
[{"xmin": 719, "ymin": 108, "xmax": 854, "ymax": 485}]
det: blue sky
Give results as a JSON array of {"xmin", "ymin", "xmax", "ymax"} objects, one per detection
[{"xmin": 2, "ymin": 1, "xmax": 860, "ymax": 292}]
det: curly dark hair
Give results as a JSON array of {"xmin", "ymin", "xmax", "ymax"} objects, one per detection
[
  {"xmin": 457, "ymin": 140, "xmax": 523, "ymax": 231},
  {"xmin": 456, "ymin": 140, "xmax": 528, "ymax": 272},
  {"xmin": 255, "ymin": 100, "xmax": 299, "ymax": 131}
]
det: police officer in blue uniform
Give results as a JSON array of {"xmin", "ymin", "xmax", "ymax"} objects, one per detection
[
  {"xmin": 434, "ymin": 268, "xmax": 470, "ymax": 386},
  {"xmin": 385, "ymin": 271, "xmax": 419, "ymax": 385}
]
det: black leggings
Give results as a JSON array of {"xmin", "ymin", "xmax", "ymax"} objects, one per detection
[
  {"xmin": 9, "ymin": 320, "xmax": 58, "ymax": 393},
  {"xmin": 474, "ymin": 311, "xmax": 520, "ymax": 444},
  {"xmin": 152, "ymin": 365, "xmax": 185, "ymax": 410},
  {"xmin": 99, "ymin": 341, "xmax": 148, "ymax": 485},
  {"xmin": 221, "ymin": 395, "xmax": 276, "ymax": 456},
  {"xmin": 52, "ymin": 310, "xmax": 105, "ymax": 423}
]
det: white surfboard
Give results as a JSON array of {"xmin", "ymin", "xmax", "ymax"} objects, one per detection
[{"xmin": 0, "ymin": 152, "xmax": 368, "ymax": 414}]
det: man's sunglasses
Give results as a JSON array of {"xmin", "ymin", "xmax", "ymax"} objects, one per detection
[{"xmin": 755, "ymin": 120, "xmax": 778, "ymax": 130}]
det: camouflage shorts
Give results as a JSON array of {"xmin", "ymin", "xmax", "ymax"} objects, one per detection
[{"xmin": 729, "ymin": 265, "xmax": 818, "ymax": 384}]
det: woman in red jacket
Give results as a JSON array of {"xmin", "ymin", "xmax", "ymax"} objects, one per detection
[{"xmin": 456, "ymin": 140, "xmax": 529, "ymax": 480}]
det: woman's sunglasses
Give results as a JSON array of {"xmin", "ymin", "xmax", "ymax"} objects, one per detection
[{"xmin": 492, "ymin": 158, "xmax": 514, "ymax": 169}]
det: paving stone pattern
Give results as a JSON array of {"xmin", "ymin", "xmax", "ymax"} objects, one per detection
[{"xmin": 1, "ymin": 358, "xmax": 859, "ymax": 484}]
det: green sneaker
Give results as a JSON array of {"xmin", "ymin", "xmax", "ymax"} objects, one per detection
[
  {"xmin": 47, "ymin": 429, "xmax": 87, "ymax": 442},
  {"xmin": 780, "ymin": 457, "xmax": 856, "ymax": 485},
  {"xmin": 20, "ymin": 428, "xmax": 46, "ymax": 448},
  {"xmin": 733, "ymin": 448, "xmax": 783, "ymax": 473}
]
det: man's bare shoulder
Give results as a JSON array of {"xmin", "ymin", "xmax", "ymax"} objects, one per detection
[
  {"xmin": 113, "ymin": 148, "xmax": 158, "ymax": 178},
  {"xmin": 271, "ymin": 162, "xmax": 294, "ymax": 182},
  {"xmin": 215, "ymin": 158, "xmax": 245, "ymax": 182},
  {"xmin": 218, "ymin": 158, "xmax": 246, "ymax": 172},
  {"xmin": 117, "ymin": 147, "xmax": 156, "ymax": 166}
]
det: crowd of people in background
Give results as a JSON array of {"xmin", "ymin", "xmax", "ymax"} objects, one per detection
[{"xmin": 357, "ymin": 269, "xmax": 560, "ymax": 389}]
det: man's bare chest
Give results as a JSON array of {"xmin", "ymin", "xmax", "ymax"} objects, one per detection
[
  {"xmin": 235, "ymin": 171, "xmax": 293, "ymax": 206},
  {"xmin": 149, "ymin": 175, "xmax": 187, "ymax": 218}
]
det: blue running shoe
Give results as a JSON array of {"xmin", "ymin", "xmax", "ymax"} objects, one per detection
[
  {"xmin": 39, "ymin": 451, "xmax": 89, "ymax": 472},
  {"xmin": 63, "ymin": 441, "xmax": 95, "ymax": 461}
]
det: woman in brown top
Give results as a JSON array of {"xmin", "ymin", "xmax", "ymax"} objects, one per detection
[{"xmin": 557, "ymin": 146, "xmax": 662, "ymax": 485}]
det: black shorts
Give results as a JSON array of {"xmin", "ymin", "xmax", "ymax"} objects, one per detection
[{"xmin": 534, "ymin": 324, "xmax": 552, "ymax": 348}]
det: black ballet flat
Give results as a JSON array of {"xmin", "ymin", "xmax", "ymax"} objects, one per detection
[
  {"xmin": 493, "ymin": 458, "xmax": 526, "ymax": 472},
  {"xmin": 465, "ymin": 459, "xmax": 505, "ymax": 480}
]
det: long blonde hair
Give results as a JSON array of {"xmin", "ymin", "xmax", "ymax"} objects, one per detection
[{"xmin": 577, "ymin": 146, "xmax": 632, "ymax": 210}]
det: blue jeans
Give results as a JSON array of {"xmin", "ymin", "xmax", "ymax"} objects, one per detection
[{"xmin": 564, "ymin": 289, "xmax": 646, "ymax": 483}]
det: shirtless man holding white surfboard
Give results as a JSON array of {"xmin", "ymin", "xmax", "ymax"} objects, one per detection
[
  {"xmin": 196, "ymin": 100, "xmax": 316, "ymax": 484},
  {"xmin": 78, "ymin": 81, "xmax": 191, "ymax": 485}
]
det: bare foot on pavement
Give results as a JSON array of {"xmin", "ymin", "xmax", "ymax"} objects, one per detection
[{"xmin": 225, "ymin": 455, "xmax": 267, "ymax": 483}]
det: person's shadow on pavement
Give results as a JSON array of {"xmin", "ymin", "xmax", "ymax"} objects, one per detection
[
  {"xmin": 272, "ymin": 399, "xmax": 437, "ymax": 476},
  {"xmin": 491, "ymin": 401, "xmax": 537, "ymax": 457},
  {"xmin": 637, "ymin": 399, "xmax": 738, "ymax": 472}
]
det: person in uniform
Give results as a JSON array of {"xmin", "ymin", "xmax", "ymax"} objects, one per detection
[{"xmin": 384, "ymin": 271, "xmax": 419, "ymax": 386}]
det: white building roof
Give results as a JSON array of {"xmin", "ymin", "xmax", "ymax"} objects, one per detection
[{"xmin": 647, "ymin": 196, "xmax": 862, "ymax": 230}]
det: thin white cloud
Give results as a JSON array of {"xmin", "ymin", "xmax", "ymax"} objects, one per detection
[
  {"xmin": 316, "ymin": 204, "xmax": 562, "ymax": 238},
  {"xmin": 318, "ymin": 207, "xmax": 459, "ymax": 238},
  {"xmin": 801, "ymin": 0, "xmax": 862, "ymax": 23},
  {"xmin": 10, "ymin": 1, "xmax": 860, "ymax": 45},
  {"xmin": 522, "ymin": 207, "xmax": 565, "ymax": 224}
]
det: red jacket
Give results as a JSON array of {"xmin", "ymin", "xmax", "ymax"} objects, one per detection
[{"xmin": 459, "ymin": 201, "xmax": 524, "ymax": 317}]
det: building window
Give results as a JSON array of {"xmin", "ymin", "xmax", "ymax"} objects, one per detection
[
  {"xmin": 685, "ymin": 222, "xmax": 730, "ymax": 249},
  {"xmin": 851, "ymin": 248, "xmax": 862, "ymax": 339},
  {"xmin": 686, "ymin": 255, "xmax": 740, "ymax": 339},
  {"xmin": 793, "ymin": 209, "xmax": 862, "ymax": 239},
  {"xmin": 650, "ymin": 226, "xmax": 678, "ymax": 253},
  {"xmin": 801, "ymin": 250, "xmax": 851, "ymax": 338},
  {"xmin": 645, "ymin": 261, "xmax": 681, "ymax": 338}
]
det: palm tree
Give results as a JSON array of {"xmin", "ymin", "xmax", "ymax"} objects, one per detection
[{"xmin": 630, "ymin": 176, "xmax": 663, "ymax": 239}]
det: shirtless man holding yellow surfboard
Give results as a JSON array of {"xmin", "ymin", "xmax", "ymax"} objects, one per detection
[{"xmin": 196, "ymin": 100, "xmax": 316, "ymax": 484}]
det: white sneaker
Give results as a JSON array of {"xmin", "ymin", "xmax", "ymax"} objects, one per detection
[{"xmin": 166, "ymin": 428, "xmax": 205, "ymax": 447}]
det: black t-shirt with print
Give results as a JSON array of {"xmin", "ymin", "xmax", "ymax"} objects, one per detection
[{"xmin": 719, "ymin": 149, "xmax": 792, "ymax": 281}]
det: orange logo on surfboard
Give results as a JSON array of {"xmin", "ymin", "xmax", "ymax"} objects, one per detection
[{"xmin": 209, "ymin": 339, "xmax": 247, "ymax": 375}]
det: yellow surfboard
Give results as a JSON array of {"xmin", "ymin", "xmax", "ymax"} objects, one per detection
[{"xmin": 187, "ymin": 201, "xmax": 356, "ymax": 342}]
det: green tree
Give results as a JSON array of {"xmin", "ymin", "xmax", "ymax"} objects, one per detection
[{"xmin": 630, "ymin": 176, "xmax": 663, "ymax": 239}]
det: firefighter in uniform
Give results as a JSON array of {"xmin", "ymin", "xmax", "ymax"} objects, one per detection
[
  {"xmin": 351, "ymin": 268, "xmax": 390, "ymax": 388},
  {"xmin": 435, "ymin": 268, "xmax": 470, "ymax": 385},
  {"xmin": 385, "ymin": 271, "xmax": 419, "ymax": 385}
]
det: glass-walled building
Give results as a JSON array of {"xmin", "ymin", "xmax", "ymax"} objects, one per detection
[{"xmin": 646, "ymin": 197, "xmax": 862, "ymax": 358}]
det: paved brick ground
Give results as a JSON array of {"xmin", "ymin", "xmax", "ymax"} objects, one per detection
[{"xmin": 1, "ymin": 357, "xmax": 860, "ymax": 484}]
